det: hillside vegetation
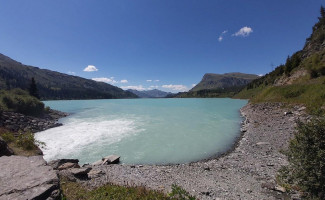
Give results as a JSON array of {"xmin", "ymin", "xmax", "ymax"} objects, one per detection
[
  {"xmin": 0, "ymin": 54, "xmax": 137, "ymax": 100},
  {"xmin": 191, "ymin": 72, "xmax": 258, "ymax": 92},
  {"xmin": 0, "ymin": 89, "xmax": 45, "ymax": 116},
  {"xmin": 235, "ymin": 8, "xmax": 325, "ymax": 113},
  {"xmin": 175, "ymin": 72, "xmax": 258, "ymax": 98},
  {"xmin": 127, "ymin": 89, "xmax": 172, "ymax": 98}
]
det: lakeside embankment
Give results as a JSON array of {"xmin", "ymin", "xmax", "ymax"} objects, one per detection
[
  {"xmin": 1, "ymin": 103, "xmax": 308, "ymax": 199},
  {"xmin": 64, "ymin": 102, "xmax": 307, "ymax": 200},
  {"xmin": 0, "ymin": 109, "xmax": 68, "ymax": 133}
]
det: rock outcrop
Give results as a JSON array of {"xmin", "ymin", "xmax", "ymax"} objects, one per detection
[
  {"xmin": 0, "ymin": 136, "xmax": 14, "ymax": 156},
  {"xmin": 0, "ymin": 111, "xmax": 67, "ymax": 133},
  {"xmin": 0, "ymin": 156, "xmax": 60, "ymax": 200}
]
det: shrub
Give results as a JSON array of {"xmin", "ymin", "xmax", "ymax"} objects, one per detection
[
  {"xmin": 1, "ymin": 132, "xmax": 15, "ymax": 143},
  {"xmin": 0, "ymin": 89, "xmax": 45, "ymax": 116},
  {"xmin": 279, "ymin": 118, "xmax": 325, "ymax": 199},
  {"xmin": 16, "ymin": 131, "xmax": 44, "ymax": 150}
]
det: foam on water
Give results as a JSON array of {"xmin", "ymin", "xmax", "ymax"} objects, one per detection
[
  {"xmin": 36, "ymin": 116, "xmax": 142, "ymax": 162},
  {"xmin": 36, "ymin": 98, "xmax": 247, "ymax": 164}
]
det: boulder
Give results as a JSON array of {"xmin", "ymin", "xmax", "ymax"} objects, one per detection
[
  {"xmin": 92, "ymin": 155, "xmax": 120, "ymax": 166},
  {"xmin": 58, "ymin": 162, "xmax": 80, "ymax": 170},
  {"xmin": 48, "ymin": 158, "xmax": 79, "ymax": 170},
  {"xmin": 0, "ymin": 136, "xmax": 14, "ymax": 157},
  {"xmin": 0, "ymin": 156, "xmax": 60, "ymax": 200},
  {"xmin": 68, "ymin": 167, "xmax": 92, "ymax": 176},
  {"xmin": 102, "ymin": 155, "xmax": 120, "ymax": 164},
  {"xmin": 88, "ymin": 169, "xmax": 105, "ymax": 178}
]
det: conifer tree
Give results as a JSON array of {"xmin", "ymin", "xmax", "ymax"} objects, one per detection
[{"xmin": 29, "ymin": 77, "xmax": 40, "ymax": 99}]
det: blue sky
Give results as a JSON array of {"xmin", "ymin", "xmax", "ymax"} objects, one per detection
[{"xmin": 0, "ymin": 0, "xmax": 323, "ymax": 92}]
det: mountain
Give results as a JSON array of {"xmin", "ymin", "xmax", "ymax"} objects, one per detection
[
  {"xmin": 191, "ymin": 72, "xmax": 259, "ymax": 92},
  {"xmin": 235, "ymin": 8, "xmax": 325, "ymax": 112},
  {"xmin": 127, "ymin": 89, "xmax": 172, "ymax": 98},
  {"xmin": 174, "ymin": 72, "xmax": 259, "ymax": 98},
  {"xmin": 0, "ymin": 53, "xmax": 137, "ymax": 100}
]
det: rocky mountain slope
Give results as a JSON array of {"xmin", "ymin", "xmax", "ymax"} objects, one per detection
[
  {"xmin": 127, "ymin": 89, "xmax": 172, "ymax": 98},
  {"xmin": 0, "ymin": 54, "xmax": 137, "ymax": 100}
]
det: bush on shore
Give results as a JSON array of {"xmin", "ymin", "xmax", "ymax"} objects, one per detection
[
  {"xmin": 278, "ymin": 118, "xmax": 325, "ymax": 199},
  {"xmin": 0, "ymin": 89, "xmax": 45, "ymax": 116}
]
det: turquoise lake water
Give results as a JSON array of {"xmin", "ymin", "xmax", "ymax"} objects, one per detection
[{"xmin": 35, "ymin": 98, "xmax": 247, "ymax": 165}]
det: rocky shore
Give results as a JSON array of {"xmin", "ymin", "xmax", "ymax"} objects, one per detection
[
  {"xmin": 0, "ymin": 109, "xmax": 68, "ymax": 133},
  {"xmin": 72, "ymin": 102, "xmax": 307, "ymax": 200}
]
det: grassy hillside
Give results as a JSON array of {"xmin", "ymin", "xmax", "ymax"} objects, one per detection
[
  {"xmin": 235, "ymin": 8, "xmax": 325, "ymax": 114},
  {"xmin": 0, "ymin": 54, "xmax": 137, "ymax": 100}
]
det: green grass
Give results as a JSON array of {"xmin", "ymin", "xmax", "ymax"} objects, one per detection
[
  {"xmin": 235, "ymin": 76, "xmax": 325, "ymax": 114},
  {"xmin": 60, "ymin": 177, "xmax": 196, "ymax": 200}
]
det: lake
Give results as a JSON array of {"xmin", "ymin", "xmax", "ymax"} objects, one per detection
[{"xmin": 35, "ymin": 98, "xmax": 247, "ymax": 165}]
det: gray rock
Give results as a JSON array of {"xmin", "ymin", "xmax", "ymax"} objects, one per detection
[
  {"xmin": 92, "ymin": 155, "xmax": 120, "ymax": 166},
  {"xmin": 92, "ymin": 159, "xmax": 104, "ymax": 166},
  {"xmin": 88, "ymin": 169, "xmax": 105, "ymax": 178},
  {"xmin": 69, "ymin": 167, "xmax": 92, "ymax": 176},
  {"xmin": 102, "ymin": 155, "xmax": 120, "ymax": 164},
  {"xmin": 48, "ymin": 158, "xmax": 79, "ymax": 170},
  {"xmin": 274, "ymin": 185, "xmax": 286, "ymax": 193},
  {"xmin": 0, "ymin": 156, "xmax": 60, "ymax": 200},
  {"xmin": 58, "ymin": 162, "xmax": 80, "ymax": 170},
  {"xmin": 0, "ymin": 137, "xmax": 14, "ymax": 157}
]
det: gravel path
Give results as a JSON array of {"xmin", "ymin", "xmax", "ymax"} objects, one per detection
[{"xmin": 81, "ymin": 103, "xmax": 307, "ymax": 200}]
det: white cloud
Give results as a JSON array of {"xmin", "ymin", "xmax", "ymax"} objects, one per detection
[
  {"xmin": 149, "ymin": 85, "xmax": 159, "ymax": 89},
  {"xmin": 191, "ymin": 84, "xmax": 197, "ymax": 87},
  {"xmin": 154, "ymin": 80, "xmax": 160, "ymax": 82},
  {"xmin": 92, "ymin": 77, "xmax": 117, "ymax": 84},
  {"xmin": 83, "ymin": 65, "xmax": 98, "ymax": 72},
  {"xmin": 232, "ymin": 26, "xmax": 253, "ymax": 37},
  {"xmin": 218, "ymin": 30, "xmax": 228, "ymax": 42},
  {"xmin": 68, "ymin": 71, "xmax": 76, "ymax": 75},
  {"xmin": 121, "ymin": 85, "xmax": 146, "ymax": 91},
  {"xmin": 146, "ymin": 80, "xmax": 152, "ymax": 82},
  {"xmin": 258, "ymin": 74, "xmax": 264, "ymax": 77},
  {"xmin": 162, "ymin": 84, "xmax": 188, "ymax": 92},
  {"xmin": 120, "ymin": 79, "xmax": 128, "ymax": 83}
]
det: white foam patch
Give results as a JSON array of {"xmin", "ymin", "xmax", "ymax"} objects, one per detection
[{"xmin": 35, "ymin": 117, "xmax": 141, "ymax": 161}]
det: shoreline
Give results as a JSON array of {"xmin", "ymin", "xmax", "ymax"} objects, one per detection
[{"xmin": 73, "ymin": 102, "xmax": 307, "ymax": 199}]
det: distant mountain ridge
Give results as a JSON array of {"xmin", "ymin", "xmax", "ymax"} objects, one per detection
[
  {"xmin": 191, "ymin": 72, "xmax": 259, "ymax": 92},
  {"xmin": 0, "ymin": 53, "xmax": 137, "ymax": 100},
  {"xmin": 127, "ymin": 89, "xmax": 172, "ymax": 98}
]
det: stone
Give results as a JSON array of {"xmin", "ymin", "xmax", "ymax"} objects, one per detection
[
  {"xmin": 92, "ymin": 155, "xmax": 120, "ymax": 165},
  {"xmin": 274, "ymin": 185, "xmax": 286, "ymax": 193},
  {"xmin": 284, "ymin": 111, "xmax": 293, "ymax": 116},
  {"xmin": 0, "ymin": 156, "xmax": 60, "ymax": 200},
  {"xmin": 0, "ymin": 137, "xmax": 14, "ymax": 157},
  {"xmin": 92, "ymin": 159, "xmax": 104, "ymax": 166},
  {"xmin": 102, "ymin": 155, "xmax": 120, "ymax": 164},
  {"xmin": 48, "ymin": 158, "xmax": 79, "ymax": 170},
  {"xmin": 256, "ymin": 142, "xmax": 270, "ymax": 145},
  {"xmin": 68, "ymin": 167, "xmax": 92, "ymax": 179},
  {"xmin": 58, "ymin": 162, "xmax": 80, "ymax": 170},
  {"xmin": 88, "ymin": 169, "xmax": 105, "ymax": 178}
]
